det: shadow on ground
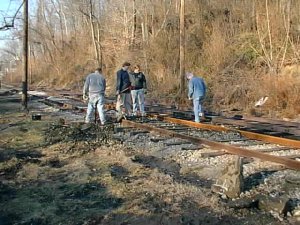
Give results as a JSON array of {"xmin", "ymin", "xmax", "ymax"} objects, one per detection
[
  {"xmin": 243, "ymin": 170, "xmax": 277, "ymax": 192},
  {"xmin": 0, "ymin": 180, "xmax": 123, "ymax": 225},
  {"xmin": 90, "ymin": 197, "xmax": 280, "ymax": 225},
  {"xmin": 131, "ymin": 154, "xmax": 213, "ymax": 189}
]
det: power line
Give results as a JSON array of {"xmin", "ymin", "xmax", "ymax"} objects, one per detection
[
  {"xmin": 0, "ymin": 0, "xmax": 13, "ymax": 17},
  {"xmin": 0, "ymin": 1, "xmax": 25, "ymax": 31},
  {"xmin": 6, "ymin": 0, "xmax": 13, "ymax": 16}
]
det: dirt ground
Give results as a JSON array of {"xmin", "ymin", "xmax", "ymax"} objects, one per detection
[{"xmin": 0, "ymin": 94, "xmax": 292, "ymax": 225}]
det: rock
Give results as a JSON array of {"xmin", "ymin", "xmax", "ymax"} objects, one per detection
[
  {"xmin": 111, "ymin": 134, "xmax": 124, "ymax": 142},
  {"xmin": 114, "ymin": 126, "xmax": 135, "ymax": 133},
  {"xmin": 57, "ymin": 118, "xmax": 65, "ymax": 125},
  {"xmin": 227, "ymin": 198, "xmax": 258, "ymax": 209},
  {"xmin": 129, "ymin": 130, "xmax": 149, "ymax": 136},
  {"xmin": 211, "ymin": 156, "xmax": 244, "ymax": 198},
  {"xmin": 258, "ymin": 195, "xmax": 292, "ymax": 215},
  {"xmin": 81, "ymin": 123, "xmax": 92, "ymax": 131},
  {"xmin": 221, "ymin": 194, "xmax": 228, "ymax": 200},
  {"xmin": 150, "ymin": 137, "xmax": 166, "ymax": 143},
  {"xmin": 292, "ymin": 206, "xmax": 300, "ymax": 222},
  {"xmin": 285, "ymin": 175, "xmax": 300, "ymax": 185},
  {"xmin": 19, "ymin": 127, "xmax": 28, "ymax": 132}
]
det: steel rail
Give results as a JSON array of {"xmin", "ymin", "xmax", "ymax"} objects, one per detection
[
  {"xmin": 243, "ymin": 116, "xmax": 300, "ymax": 129},
  {"xmin": 122, "ymin": 120, "xmax": 300, "ymax": 170},
  {"xmin": 160, "ymin": 117, "xmax": 300, "ymax": 149},
  {"xmin": 212, "ymin": 117, "xmax": 300, "ymax": 136}
]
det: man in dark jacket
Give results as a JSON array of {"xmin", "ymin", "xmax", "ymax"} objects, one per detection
[{"xmin": 116, "ymin": 62, "xmax": 132, "ymax": 120}]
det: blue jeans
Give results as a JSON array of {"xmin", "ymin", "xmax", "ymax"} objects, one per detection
[
  {"xmin": 193, "ymin": 97, "xmax": 204, "ymax": 122},
  {"xmin": 131, "ymin": 89, "xmax": 145, "ymax": 115},
  {"xmin": 85, "ymin": 94, "xmax": 106, "ymax": 124}
]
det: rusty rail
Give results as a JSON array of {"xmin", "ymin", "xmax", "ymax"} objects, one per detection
[
  {"xmin": 243, "ymin": 116, "xmax": 300, "ymax": 129},
  {"xmin": 160, "ymin": 117, "xmax": 300, "ymax": 149},
  {"xmin": 212, "ymin": 117, "xmax": 300, "ymax": 136},
  {"xmin": 122, "ymin": 119, "xmax": 300, "ymax": 170}
]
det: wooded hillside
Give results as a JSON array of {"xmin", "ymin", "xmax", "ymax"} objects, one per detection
[{"xmin": 1, "ymin": 0, "xmax": 300, "ymax": 117}]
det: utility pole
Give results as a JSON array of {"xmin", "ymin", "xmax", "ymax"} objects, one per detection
[
  {"xmin": 179, "ymin": 0, "xmax": 185, "ymax": 97},
  {"xmin": 22, "ymin": 0, "xmax": 29, "ymax": 110}
]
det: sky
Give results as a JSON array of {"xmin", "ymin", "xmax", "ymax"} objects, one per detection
[{"xmin": 0, "ymin": 0, "xmax": 24, "ymax": 48}]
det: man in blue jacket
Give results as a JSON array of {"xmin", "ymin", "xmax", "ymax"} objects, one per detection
[
  {"xmin": 83, "ymin": 67, "xmax": 106, "ymax": 124},
  {"xmin": 116, "ymin": 62, "xmax": 132, "ymax": 121},
  {"xmin": 186, "ymin": 72, "xmax": 206, "ymax": 123}
]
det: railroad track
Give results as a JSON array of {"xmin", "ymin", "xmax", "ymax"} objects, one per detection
[
  {"xmin": 3, "ymin": 86, "xmax": 300, "ymax": 170},
  {"xmin": 26, "ymin": 90, "xmax": 116, "ymax": 112},
  {"xmin": 23, "ymin": 90, "xmax": 300, "ymax": 171},
  {"xmin": 121, "ymin": 116, "xmax": 300, "ymax": 170},
  {"xmin": 171, "ymin": 110, "xmax": 300, "ymax": 140},
  {"xmin": 211, "ymin": 116, "xmax": 300, "ymax": 138},
  {"xmin": 3, "ymin": 84, "xmax": 299, "ymax": 138}
]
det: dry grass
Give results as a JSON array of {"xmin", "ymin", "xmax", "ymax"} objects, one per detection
[
  {"xmin": 259, "ymin": 70, "xmax": 300, "ymax": 118},
  {"xmin": 203, "ymin": 20, "xmax": 230, "ymax": 73}
]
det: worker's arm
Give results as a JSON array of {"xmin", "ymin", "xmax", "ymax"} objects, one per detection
[
  {"xmin": 142, "ymin": 73, "xmax": 147, "ymax": 90},
  {"xmin": 188, "ymin": 80, "xmax": 194, "ymax": 99},
  {"xmin": 83, "ymin": 76, "xmax": 90, "ymax": 99},
  {"xmin": 103, "ymin": 78, "xmax": 106, "ymax": 92},
  {"xmin": 116, "ymin": 71, "xmax": 121, "ymax": 95}
]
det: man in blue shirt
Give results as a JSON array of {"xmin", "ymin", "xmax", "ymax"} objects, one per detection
[{"xmin": 186, "ymin": 72, "xmax": 206, "ymax": 123}]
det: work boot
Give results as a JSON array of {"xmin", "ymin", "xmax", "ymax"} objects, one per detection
[
  {"xmin": 116, "ymin": 114, "xmax": 123, "ymax": 123},
  {"xmin": 200, "ymin": 116, "xmax": 212, "ymax": 122}
]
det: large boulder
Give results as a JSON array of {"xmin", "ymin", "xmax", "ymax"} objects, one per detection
[{"xmin": 212, "ymin": 156, "xmax": 244, "ymax": 198}]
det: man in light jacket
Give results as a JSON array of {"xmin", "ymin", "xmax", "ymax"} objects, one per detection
[
  {"xmin": 83, "ymin": 67, "xmax": 106, "ymax": 125},
  {"xmin": 186, "ymin": 72, "xmax": 206, "ymax": 123}
]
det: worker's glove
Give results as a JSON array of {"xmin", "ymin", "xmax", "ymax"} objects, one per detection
[
  {"xmin": 116, "ymin": 90, "xmax": 120, "ymax": 96},
  {"xmin": 144, "ymin": 89, "xmax": 147, "ymax": 94},
  {"xmin": 188, "ymin": 97, "xmax": 192, "ymax": 101},
  {"xmin": 116, "ymin": 94, "xmax": 121, "ymax": 101},
  {"xmin": 83, "ymin": 94, "xmax": 89, "ymax": 102}
]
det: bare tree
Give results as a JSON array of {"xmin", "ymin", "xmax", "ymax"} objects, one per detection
[{"xmin": 179, "ymin": 0, "xmax": 185, "ymax": 96}]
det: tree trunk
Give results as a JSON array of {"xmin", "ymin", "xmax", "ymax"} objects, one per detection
[
  {"xmin": 179, "ymin": 0, "xmax": 185, "ymax": 96},
  {"xmin": 89, "ymin": 0, "xmax": 100, "ymax": 65},
  {"xmin": 123, "ymin": 0, "xmax": 130, "ymax": 45},
  {"xmin": 131, "ymin": 0, "xmax": 137, "ymax": 47}
]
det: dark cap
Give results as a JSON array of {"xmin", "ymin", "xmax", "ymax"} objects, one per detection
[
  {"xmin": 95, "ymin": 67, "xmax": 102, "ymax": 72},
  {"xmin": 122, "ymin": 62, "xmax": 131, "ymax": 67}
]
